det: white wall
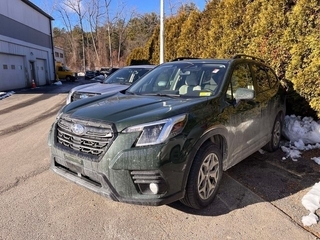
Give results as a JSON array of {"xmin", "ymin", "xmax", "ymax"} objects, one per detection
[
  {"xmin": 0, "ymin": 0, "xmax": 55, "ymax": 90},
  {"xmin": 0, "ymin": 0, "xmax": 51, "ymax": 34}
]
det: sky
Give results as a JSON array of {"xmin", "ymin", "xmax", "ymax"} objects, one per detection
[{"xmin": 29, "ymin": 0, "xmax": 207, "ymax": 29}]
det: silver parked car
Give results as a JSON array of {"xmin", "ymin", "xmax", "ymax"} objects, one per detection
[{"xmin": 66, "ymin": 65, "xmax": 155, "ymax": 104}]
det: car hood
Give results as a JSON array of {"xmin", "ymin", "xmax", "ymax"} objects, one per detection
[
  {"xmin": 73, "ymin": 83, "xmax": 129, "ymax": 94},
  {"xmin": 63, "ymin": 93, "xmax": 208, "ymax": 131}
]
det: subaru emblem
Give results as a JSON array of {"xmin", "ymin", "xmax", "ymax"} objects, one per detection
[{"xmin": 71, "ymin": 123, "xmax": 85, "ymax": 135}]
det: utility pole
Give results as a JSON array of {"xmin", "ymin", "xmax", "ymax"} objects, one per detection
[{"xmin": 160, "ymin": 0, "xmax": 164, "ymax": 64}]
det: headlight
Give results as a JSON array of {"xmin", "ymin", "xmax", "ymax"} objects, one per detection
[{"xmin": 122, "ymin": 114, "xmax": 187, "ymax": 146}]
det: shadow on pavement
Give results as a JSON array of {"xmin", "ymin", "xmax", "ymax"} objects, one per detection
[{"xmin": 168, "ymin": 149, "xmax": 320, "ymax": 218}]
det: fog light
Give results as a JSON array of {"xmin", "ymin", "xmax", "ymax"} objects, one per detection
[{"xmin": 149, "ymin": 183, "xmax": 159, "ymax": 194}]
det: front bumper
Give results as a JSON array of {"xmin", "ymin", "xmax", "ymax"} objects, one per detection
[
  {"xmin": 51, "ymin": 156, "xmax": 184, "ymax": 206},
  {"xmin": 49, "ymin": 124, "xmax": 188, "ymax": 206}
]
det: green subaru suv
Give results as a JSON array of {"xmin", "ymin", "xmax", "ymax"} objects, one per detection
[{"xmin": 48, "ymin": 55, "xmax": 286, "ymax": 209}]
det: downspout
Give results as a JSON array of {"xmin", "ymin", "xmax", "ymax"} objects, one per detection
[{"xmin": 49, "ymin": 18, "xmax": 56, "ymax": 84}]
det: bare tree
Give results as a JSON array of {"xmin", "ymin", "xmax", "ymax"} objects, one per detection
[
  {"xmin": 54, "ymin": 2, "xmax": 79, "ymax": 69},
  {"xmin": 103, "ymin": 0, "xmax": 114, "ymax": 66},
  {"xmin": 62, "ymin": 0, "xmax": 88, "ymax": 71},
  {"xmin": 114, "ymin": 6, "xmax": 136, "ymax": 63},
  {"xmin": 85, "ymin": 0, "xmax": 105, "ymax": 67}
]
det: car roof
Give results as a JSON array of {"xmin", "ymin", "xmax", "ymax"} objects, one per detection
[
  {"xmin": 166, "ymin": 58, "xmax": 232, "ymax": 65},
  {"xmin": 168, "ymin": 54, "xmax": 268, "ymax": 65},
  {"xmin": 122, "ymin": 65, "xmax": 156, "ymax": 69}
]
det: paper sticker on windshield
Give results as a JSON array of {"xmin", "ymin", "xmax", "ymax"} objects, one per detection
[
  {"xmin": 200, "ymin": 92, "xmax": 212, "ymax": 97},
  {"xmin": 212, "ymin": 69, "xmax": 220, "ymax": 73}
]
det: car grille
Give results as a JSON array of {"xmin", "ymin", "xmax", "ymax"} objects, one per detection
[
  {"xmin": 56, "ymin": 116, "xmax": 115, "ymax": 159},
  {"xmin": 71, "ymin": 92, "xmax": 100, "ymax": 102}
]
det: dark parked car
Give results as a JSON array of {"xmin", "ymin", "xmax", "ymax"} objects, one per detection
[
  {"xmin": 49, "ymin": 54, "xmax": 286, "ymax": 209},
  {"xmin": 99, "ymin": 67, "xmax": 119, "ymax": 77},
  {"xmin": 84, "ymin": 70, "xmax": 96, "ymax": 80},
  {"xmin": 66, "ymin": 65, "xmax": 155, "ymax": 104}
]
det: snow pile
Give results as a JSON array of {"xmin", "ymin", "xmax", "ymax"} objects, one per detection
[
  {"xmin": 301, "ymin": 182, "xmax": 320, "ymax": 226},
  {"xmin": 0, "ymin": 91, "xmax": 15, "ymax": 100},
  {"xmin": 311, "ymin": 157, "xmax": 320, "ymax": 164},
  {"xmin": 283, "ymin": 115, "xmax": 320, "ymax": 144},
  {"xmin": 281, "ymin": 115, "xmax": 320, "ymax": 226},
  {"xmin": 281, "ymin": 115, "xmax": 320, "ymax": 162},
  {"xmin": 54, "ymin": 81, "xmax": 62, "ymax": 85}
]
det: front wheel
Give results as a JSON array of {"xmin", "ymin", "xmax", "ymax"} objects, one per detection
[{"xmin": 180, "ymin": 142, "xmax": 223, "ymax": 209}]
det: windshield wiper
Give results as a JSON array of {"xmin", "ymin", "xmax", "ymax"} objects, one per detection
[{"xmin": 143, "ymin": 93, "xmax": 180, "ymax": 97}]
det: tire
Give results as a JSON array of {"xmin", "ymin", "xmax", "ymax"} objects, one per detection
[
  {"xmin": 180, "ymin": 142, "xmax": 223, "ymax": 209},
  {"xmin": 66, "ymin": 76, "xmax": 71, "ymax": 81},
  {"xmin": 262, "ymin": 114, "xmax": 282, "ymax": 152}
]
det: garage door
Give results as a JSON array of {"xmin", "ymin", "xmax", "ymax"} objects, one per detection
[
  {"xmin": 36, "ymin": 59, "xmax": 47, "ymax": 86},
  {"xmin": 0, "ymin": 53, "xmax": 26, "ymax": 91}
]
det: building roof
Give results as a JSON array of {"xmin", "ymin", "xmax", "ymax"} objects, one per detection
[{"xmin": 21, "ymin": 0, "xmax": 54, "ymax": 20}]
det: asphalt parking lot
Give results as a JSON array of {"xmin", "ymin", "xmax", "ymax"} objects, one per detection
[{"xmin": 1, "ymin": 78, "xmax": 319, "ymax": 239}]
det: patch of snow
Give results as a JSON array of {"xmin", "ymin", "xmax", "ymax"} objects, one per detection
[
  {"xmin": 54, "ymin": 81, "xmax": 62, "ymax": 85},
  {"xmin": 280, "ymin": 145, "xmax": 301, "ymax": 161},
  {"xmin": 281, "ymin": 115, "xmax": 320, "ymax": 226},
  {"xmin": 301, "ymin": 182, "xmax": 320, "ymax": 226},
  {"xmin": 311, "ymin": 157, "xmax": 320, "ymax": 165},
  {"xmin": 302, "ymin": 213, "xmax": 319, "ymax": 226},
  {"xmin": 281, "ymin": 115, "xmax": 320, "ymax": 162},
  {"xmin": 0, "ymin": 91, "xmax": 15, "ymax": 100}
]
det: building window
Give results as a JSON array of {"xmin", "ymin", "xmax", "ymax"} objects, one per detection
[
  {"xmin": 11, "ymin": 65, "xmax": 15, "ymax": 70},
  {"xmin": 60, "ymin": 53, "xmax": 64, "ymax": 58},
  {"xmin": 55, "ymin": 52, "xmax": 59, "ymax": 57},
  {"xmin": 3, "ymin": 65, "xmax": 8, "ymax": 69}
]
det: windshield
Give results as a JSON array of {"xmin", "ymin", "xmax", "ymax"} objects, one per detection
[
  {"xmin": 128, "ymin": 62, "xmax": 227, "ymax": 97},
  {"xmin": 104, "ymin": 67, "xmax": 152, "ymax": 85}
]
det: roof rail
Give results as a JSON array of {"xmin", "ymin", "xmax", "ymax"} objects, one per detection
[
  {"xmin": 170, "ymin": 57, "xmax": 200, "ymax": 61},
  {"xmin": 233, "ymin": 54, "xmax": 265, "ymax": 63}
]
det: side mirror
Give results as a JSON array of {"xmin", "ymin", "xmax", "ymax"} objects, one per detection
[{"xmin": 234, "ymin": 88, "xmax": 254, "ymax": 102}]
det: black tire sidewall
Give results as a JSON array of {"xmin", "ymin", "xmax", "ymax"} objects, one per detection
[
  {"xmin": 186, "ymin": 143, "xmax": 223, "ymax": 209},
  {"xmin": 272, "ymin": 116, "xmax": 282, "ymax": 150},
  {"xmin": 264, "ymin": 115, "xmax": 282, "ymax": 152}
]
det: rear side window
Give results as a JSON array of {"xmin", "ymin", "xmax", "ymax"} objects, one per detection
[
  {"xmin": 251, "ymin": 64, "xmax": 278, "ymax": 93},
  {"xmin": 266, "ymin": 67, "xmax": 278, "ymax": 88},
  {"xmin": 251, "ymin": 64, "xmax": 269, "ymax": 92}
]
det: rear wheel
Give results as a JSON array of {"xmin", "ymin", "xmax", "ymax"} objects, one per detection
[
  {"xmin": 263, "ymin": 114, "xmax": 282, "ymax": 152},
  {"xmin": 180, "ymin": 142, "xmax": 223, "ymax": 209}
]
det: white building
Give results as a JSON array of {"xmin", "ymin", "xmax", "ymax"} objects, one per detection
[
  {"xmin": 54, "ymin": 46, "xmax": 65, "ymax": 65},
  {"xmin": 0, "ymin": 0, "xmax": 55, "ymax": 91}
]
